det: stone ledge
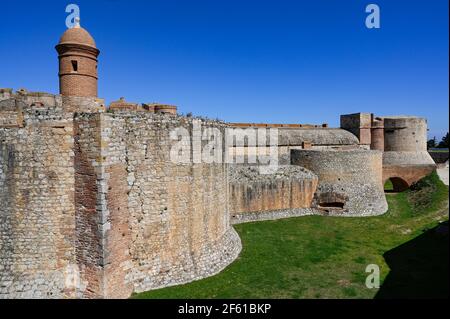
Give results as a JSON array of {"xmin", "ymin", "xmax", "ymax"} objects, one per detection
[{"xmin": 231, "ymin": 208, "xmax": 316, "ymax": 224}]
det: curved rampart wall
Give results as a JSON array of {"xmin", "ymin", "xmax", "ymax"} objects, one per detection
[
  {"xmin": 383, "ymin": 117, "xmax": 428, "ymax": 152},
  {"xmin": 291, "ymin": 149, "xmax": 388, "ymax": 216},
  {"xmin": 1, "ymin": 94, "xmax": 241, "ymax": 299},
  {"xmin": 75, "ymin": 113, "xmax": 241, "ymax": 297}
]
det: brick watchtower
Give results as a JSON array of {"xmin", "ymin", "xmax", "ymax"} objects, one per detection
[{"xmin": 55, "ymin": 18, "xmax": 100, "ymax": 97}]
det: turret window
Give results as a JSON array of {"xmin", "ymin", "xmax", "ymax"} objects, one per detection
[{"xmin": 71, "ymin": 60, "xmax": 78, "ymax": 72}]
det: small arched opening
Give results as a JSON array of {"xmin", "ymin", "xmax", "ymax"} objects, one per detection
[
  {"xmin": 384, "ymin": 177, "xmax": 410, "ymax": 193},
  {"xmin": 316, "ymin": 192, "xmax": 348, "ymax": 213}
]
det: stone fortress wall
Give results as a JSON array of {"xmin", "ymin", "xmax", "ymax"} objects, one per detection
[
  {"xmin": 228, "ymin": 113, "xmax": 435, "ymax": 220},
  {"xmin": 340, "ymin": 113, "xmax": 436, "ymax": 192},
  {"xmin": 86, "ymin": 112, "xmax": 241, "ymax": 297},
  {"xmin": 0, "ymin": 90, "xmax": 439, "ymax": 299},
  {"xmin": 229, "ymin": 165, "xmax": 318, "ymax": 223},
  {"xmin": 0, "ymin": 19, "xmax": 440, "ymax": 298},
  {"xmin": 0, "ymin": 91, "xmax": 241, "ymax": 298},
  {"xmin": 291, "ymin": 149, "xmax": 387, "ymax": 216},
  {"xmin": 382, "ymin": 116, "xmax": 436, "ymax": 191},
  {"xmin": 0, "ymin": 92, "xmax": 77, "ymax": 298}
]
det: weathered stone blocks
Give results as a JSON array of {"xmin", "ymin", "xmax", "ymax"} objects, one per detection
[
  {"xmin": 1, "ymin": 94, "xmax": 241, "ymax": 298},
  {"xmin": 229, "ymin": 165, "xmax": 318, "ymax": 223},
  {"xmin": 291, "ymin": 149, "xmax": 388, "ymax": 216}
]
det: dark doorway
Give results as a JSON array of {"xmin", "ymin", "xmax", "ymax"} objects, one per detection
[{"xmin": 384, "ymin": 177, "xmax": 409, "ymax": 193}]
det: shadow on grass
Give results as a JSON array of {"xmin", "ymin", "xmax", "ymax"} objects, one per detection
[{"xmin": 375, "ymin": 221, "xmax": 449, "ymax": 299}]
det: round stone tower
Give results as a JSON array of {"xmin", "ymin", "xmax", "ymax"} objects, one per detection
[
  {"xmin": 370, "ymin": 116, "xmax": 384, "ymax": 151},
  {"xmin": 382, "ymin": 116, "xmax": 436, "ymax": 190},
  {"xmin": 383, "ymin": 116, "xmax": 428, "ymax": 152},
  {"xmin": 291, "ymin": 149, "xmax": 388, "ymax": 216},
  {"xmin": 55, "ymin": 18, "xmax": 100, "ymax": 97}
]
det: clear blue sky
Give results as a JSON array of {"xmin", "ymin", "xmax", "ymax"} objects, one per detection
[{"xmin": 0, "ymin": 0, "xmax": 448, "ymax": 139}]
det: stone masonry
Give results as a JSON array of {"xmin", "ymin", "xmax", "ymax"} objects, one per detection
[
  {"xmin": 0, "ymin": 19, "xmax": 439, "ymax": 299},
  {"xmin": 0, "ymin": 92, "xmax": 242, "ymax": 298},
  {"xmin": 229, "ymin": 165, "xmax": 318, "ymax": 223}
]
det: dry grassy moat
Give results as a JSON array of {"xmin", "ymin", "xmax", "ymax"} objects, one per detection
[{"xmin": 133, "ymin": 171, "xmax": 448, "ymax": 299}]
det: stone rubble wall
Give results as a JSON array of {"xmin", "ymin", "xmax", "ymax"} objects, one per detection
[
  {"xmin": 0, "ymin": 94, "xmax": 242, "ymax": 298},
  {"xmin": 74, "ymin": 112, "xmax": 241, "ymax": 297},
  {"xmin": 1, "ymin": 90, "xmax": 437, "ymax": 298},
  {"xmin": 383, "ymin": 116, "xmax": 428, "ymax": 152},
  {"xmin": 229, "ymin": 165, "xmax": 318, "ymax": 223},
  {"xmin": 291, "ymin": 149, "xmax": 388, "ymax": 216},
  {"xmin": 0, "ymin": 96, "xmax": 76, "ymax": 298}
]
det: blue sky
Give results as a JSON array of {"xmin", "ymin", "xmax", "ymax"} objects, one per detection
[{"xmin": 0, "ymin": 0, "xmax": 448, "ymax": 139}]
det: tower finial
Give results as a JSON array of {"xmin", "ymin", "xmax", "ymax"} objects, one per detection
[{"xmin": 74, "ymin": 16, "xmax": 80, "ymax": 28}]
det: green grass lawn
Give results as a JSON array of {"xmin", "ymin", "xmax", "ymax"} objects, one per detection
[
  {"xmin": 384, "ymin": 179, "xmax": 394, "ymax": 191},
  {"xmin": 133, "ymin": 172, "xmax": 449, "ymax": 299}
]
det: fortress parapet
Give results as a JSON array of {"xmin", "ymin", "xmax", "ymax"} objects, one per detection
[
  {"xmin": 229, "ymin": 122, "xmax": 329, "ymax": 128},
  {"xmin": 109, "ymin": 97, "xmax": 142, "ymax": 112},
  {"xmin": 0, "ymin": 90, "xmax": 105, "ymax": 126},
  {"xmin": 153, "ymin": 103, "xmax": 178, "ymax": 115},
  {"xmin": 0, "ymin": 90, "xmax": 67, "ymax": 130},
  {"xmin": 108, "ymin": 100, "xmax": 178, "ymax": 115},
  {"xmin": 1, "ymin": 100, "xmax": 241, "ymax": 298},
  {"xmin": 141, "ymin": 103, "xmax": 156, "ymax": 113}
]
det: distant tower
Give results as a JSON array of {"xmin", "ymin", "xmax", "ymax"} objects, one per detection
[
  {"xmin": 55, "ymin": 17, "xmax": 100, "ymax": 97},
  {"xmin": 370, "ymin": 116, "xmax": 385, "ymax": 151}
]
